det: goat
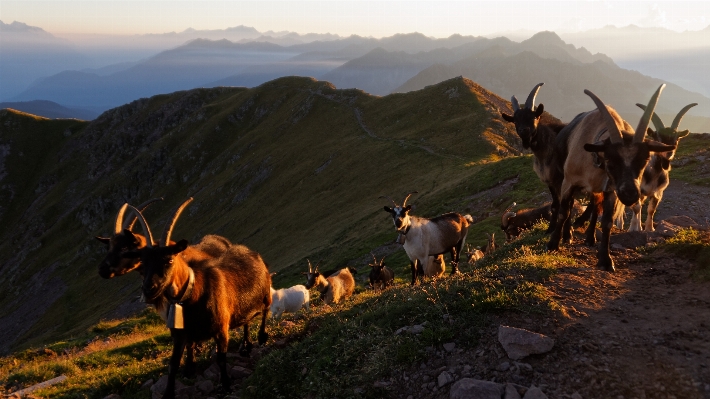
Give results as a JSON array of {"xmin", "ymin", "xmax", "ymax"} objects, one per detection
[
  {"xmin": 382, "ymin": 192, "xmax": 472, "ymax": 285},
  {"xmin": 484, "ymin": 232, "xmax": 496, "ymax": 254},
  {"xmin": 547, "ymin": 84, "xmax": 676, "ymax": 271},
  {"xmin": 501, "ymin": 83, "xmax": 598, "ymax": 243},
  {"xmin": 125, "ymin": 203, "xmax": 272, "ymax": 399},
  {"xmin": 626, "ymin": 102, "xmax": 696, "ymax": 232},
  {"xmin": 464, "ymin": 244, "xmax": 484, "ymax": 265},
  {"xmin": 368, "ymin": 253, "xmax": 395, "ymax": 289},
  {"xmin": 303, "ymin": 260, "xmax": 355, "ymax": 305},
  {"xmin": 270, "ymin": 285, "xmax": 310, "ymax": 319},
  {"xmin": 500, "ymin": 201, "xmax": 553, "ymax": 241},
  {"xmin": 396, "ymin": 232, "xmax": 446, "ymax": 278}
]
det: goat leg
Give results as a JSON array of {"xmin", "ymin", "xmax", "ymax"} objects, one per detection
[
  {"xmin": 629, "ymin": 201, "xmax": 643, "ymax": 232},
  {"xmin": 584, "ymin": 203, "xmax": 598, "ymax": 247},
  {"xmin": 547, "ymin": 191, "xmax": 574, "ymax": 251},
  {"xmin": 645, "ymin": 193, "xmax": 661, "ymax": 232},
  {"xmin": 239, "ymin": 324, "xmax": 253, "ymax": 356},
  {"xmin": 597, "ymin": 191, "xmax": 617, "ymax": 272},
  {"xmin": 257, "ymin": 307, "xmax": 269, "ymax": 345},
  {"xmin": 410, "ymin": 260, "xmax": 418, "ymax": 286},
  {"xmin": 164, "ymin": 331, "xmax": 188, "ymax": 399},
  {"xmin": 450, "ymin": 247, "xmax": 459, "ymax": 275},
  {"xmin": 546, "ymin": 186, "xmax": 560, "ymax": 233},
  {"xmin": 215, "ymin": 328, "xmax": 232, "ymax": 392},
  {"xmin": 184, "ymin": 341, "xmax": 196, "ymax": 377}
]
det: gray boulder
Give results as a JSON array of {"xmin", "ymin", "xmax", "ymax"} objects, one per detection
[
  {"xmin": 498, "ymin": 325, "xmax": 555, "ymax": 360},
  {"xmin": 449, "ymin": 379, "xmax": 504, "ymax": 399}
]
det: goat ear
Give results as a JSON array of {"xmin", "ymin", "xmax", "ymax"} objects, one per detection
[
  {"xmin": 404, "ymin": 205, "xmax": 412, "ymax": 213},
  {"xmin": 677, "ymin": 129, "xmax": 690, "ymax": 139},
  {"xmin": 646, "ymin": 127, "xmax": 658, "ymax": 141},
  {"xmin": 645, "ymin": 140, "xmax": 676, "ymax": 153},
  {"xmin": 383, "ymin": 206, "xmax": 394, "ymax": 214},
  {"xmin": 534, "ymin": 103, "xmax": 544, "ymax": 117},
  {"xmin": 123, "ymin": 229, "xmax": 139, "ymax": 245},
  {"xmin": 95, "ymin": 236, "xmax": 111, "ymax": 246},
  {"xmin": 501, "ymin": 112, "xmax": 514, "ymax": 122},
  {"xmin": 583, "ymin": 142, "xmax": 607, "ymax": 153},
  {"xmin": 168, "ymin": 239, "xmax": 189, "ymax": 254}
]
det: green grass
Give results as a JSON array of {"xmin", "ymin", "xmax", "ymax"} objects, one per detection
[{"xmin": 650, "ymin": 228, "xmax": 710, "ymax": 280}]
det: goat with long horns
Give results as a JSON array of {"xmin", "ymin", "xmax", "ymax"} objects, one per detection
[
  {"xmin": 547, "ymin": 84, "xmax": 677, "ymax": 271},
  {"xmin": 124, "ymin": 199, "xmax": 272, "ymax": 399},
  {"xmin": 381, "ymin": 191, "xmax": 473, "ymax": 285}
]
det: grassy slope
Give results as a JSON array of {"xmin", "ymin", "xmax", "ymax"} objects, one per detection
[{"xmin": 0, "ymin": 76, "xmax": 545, "ymax": 353}]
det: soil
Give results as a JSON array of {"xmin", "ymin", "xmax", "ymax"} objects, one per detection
[{"xmin": 385, "ymin": 226, "xmax": 710, "ymax": 399}]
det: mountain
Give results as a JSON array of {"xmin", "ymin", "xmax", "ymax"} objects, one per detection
[
  {"xmin": 394, "ymin": 50, "xmax": 710, "ymax": 132},
  {"xmin": 0, "ymin": 100, "xmax": 99, "ymax": 120},
  {"xmin": 0, "ymin": 20, "xmax": 90, "ymax": 100},
  {"xmin": 0, "ymin": 76, "xmax": 533, "ymax": 353}
]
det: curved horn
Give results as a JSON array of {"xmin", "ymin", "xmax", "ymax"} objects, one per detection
[
  {"xmin": 114, "ymin": 203, "xmax": 129, "ymax": 235},
  {"xmin": 127, "ymin": 205, "xmax": 155, "ymax": 247},
  {"xmin": 379, "ymin": 195, "xmax": 398, "ymax": 207},
  {"xmin": 125, "ymin": 197, "xmax": 164, "ymax": 231},
  {"xmin": 511, "ymin": 96, "xmax": 520, "ymax": 112},
  {"xmin": 635, "ymin": 84, "xmax": 665, "ymax": 143},
  {"xmin": 501, "ymin": 212, "xmax": 516, "ymax": 227},
  {"xmin": 402, "ymin": 191, "xmax": 419, "ymax": 207},
  {"xmin": 671, "ymin": 103, "xmax": 697, "ymax": 131},
  {"xmin": 584, "ymin": 89, "xmax": 623, "ymax": 144},
  {"xmin": 635, "ymin": 103, "xmax": 665, "ymax": 132},
  {"xmin": 307, "ymin": 259, "xmax": 313, "ymax": 273},
  {"xmin": 503, "ymin": 201, "xmax": 517, "ymax": 214},
  {"xmin": 371, "ymin": 252, "xmax": 378, "ymax": 263},
  {"xmin": 162, "ymin": 197, "xmax": 194, "ymax": 247},
  {"xmin": 525, "ymin": 83, "xmax": 544, "ymax": 110}
]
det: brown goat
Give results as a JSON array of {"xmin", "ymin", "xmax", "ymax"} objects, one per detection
[
  {"xmin": 500, "ymin": 202, "xmax": 552, "ymax": 241},
  {"xmin": 548, "ymin": 85, "xmax": 676, "ymax": 271},
  {"xmin": 304, "ymin": 261, "xmax": 355, "ymax": 305},
  {"xmin": 126, "ymin": 203, "xmax": 271, "ymax": 399}
]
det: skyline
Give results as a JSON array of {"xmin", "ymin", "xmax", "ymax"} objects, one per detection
[{"xmin": 2, "ymin": 1, "xmax": 709, "ymax": 39}]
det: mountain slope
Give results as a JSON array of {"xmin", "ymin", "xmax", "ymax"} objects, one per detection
[
  {"xmin": 0, "ymin": 100, "xmax": 99, "ymax": 120},
  {"xmin": 0, "ymin": 76, "xmax": 531, "ymax": 353}
]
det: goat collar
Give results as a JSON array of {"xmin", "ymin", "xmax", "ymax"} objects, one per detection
[
  {"xmin": 169, "ymin": 267, "xmax": 195, "ymax": 304},
  {"xmin": 399, "ymin": 223, "xmax": 412, "ymax": 236}
]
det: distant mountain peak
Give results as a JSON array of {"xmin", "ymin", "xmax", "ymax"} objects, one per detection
[
  {"xmin": 0, "ymin": 20, "xmax": 53, "ymax": 37},
  {"xmin": 523, "ymin": 31, "xmax": 565, "ymax": 45}
]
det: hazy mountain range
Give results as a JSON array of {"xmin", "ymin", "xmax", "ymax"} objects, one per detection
[{"xmin": 2, "ymin": 20, "xmax": 709, "ymax": 130}]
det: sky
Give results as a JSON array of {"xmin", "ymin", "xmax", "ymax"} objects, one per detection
[{"xmin": 1, "ymin": 0, "xmax": 709, "ymax": 38}]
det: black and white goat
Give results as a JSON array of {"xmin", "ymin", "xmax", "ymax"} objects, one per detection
[
  {"xmin": 125, "ymin": 202, "xmax": 272, "ymax": 399},
  {"xmin": 626, "ymin": 102, "xmax": 696, "ymax": 232},
  {"xmin": 368, "ymin": 253, "xmax": 395, "ymax": 290},
  {"xmin": 547, "ymin": 85, "xmax": 676, "ymax": 271},
  {"xmin": 382, "ymin": 192, "xmax": 472, "ymax": 285}
]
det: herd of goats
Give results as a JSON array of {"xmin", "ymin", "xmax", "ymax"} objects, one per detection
[{"xmin": 94, "ymin": 82, "xmax": 696, "ymax": 398}]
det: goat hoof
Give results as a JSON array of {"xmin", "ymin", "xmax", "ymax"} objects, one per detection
[
  {"xmin": 584, "ymin": 238, "xmax": 596, "ymax": 247},
  {"xmin": 546, "ymin": 242, "xmax": 559, "ymax": 252},
  {"xmin": 238, "ymin": 341, "xmax": 254, "ymax": 357},
  {"xmin": 597, "ymin": 258, "xmax": 615, "ymax": 272}
]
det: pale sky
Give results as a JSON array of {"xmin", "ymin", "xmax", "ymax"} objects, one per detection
[{"xmin": 1, "ymin": 0, "xmax": 709, "ymax": 37}]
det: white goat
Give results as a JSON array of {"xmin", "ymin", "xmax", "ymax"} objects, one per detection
[
  {"xmin": 270, "ymin": 285, "xmax": 310, "ymax": 319},
  {"xmin": 382, "ymin": 192, "xmax": 472, "ymax": 285}
]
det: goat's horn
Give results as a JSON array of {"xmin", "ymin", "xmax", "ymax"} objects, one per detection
[
  {"xmin": 525, "ymin": 83, "xmax": 544, "ymax": 110},
  {"xmin": 125, "ymin": 197, "xmax": 164, "ymax": 231},
  {"xmin": 402, "ymin": 191, "xmax": 419, "ymax": 207},
  {"xmin": 636, "ymin": 103, "xmax": 665, "ymax": 132},
  {"xmin": 114, "ymin": 203, "xmax": 129, "ymax": 235},
  {"xmin": 162, "ymin": 197, "xmax": 193, "ymax": 247},
  {"xmin": 503, "ymin": 202, "xmax": 517, "ymax": 214},
  {"xmin": 501, "ymin": 212, "xmax": 516, "ymax": 227},
  {"xmin": 634, "ymin": 84, "xmax": 665, "ymax": 143},
  {"xmin": 127, "ymin": 205, "xmax": 155, "ymax": 247},
  {"xmin": 584, "ymin": 89, "xmax": 623, "ymax": 144},
  {"xmin": 671, "ymin": 103, "xmax": 697, "ymax": 131},
  {"xmin": 307, "ymin": 259, "xmax": 313, "ymax": 273},
  {"xmin": 511, "ymin": 96, "xmax": 520, "ymax": 112},
  {"xmin": 371, "ymin": 252, "xmax": 378, "ymax": 263},
  {"xmin": 379, "ymin": 195, "xmax": 398, "ymax": 207}
]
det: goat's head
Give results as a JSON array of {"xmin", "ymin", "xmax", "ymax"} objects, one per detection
[
  {"xmin": 501, "ymin": 83, "xmax": 545, "ymax": 149},
  {"xmin": 381, "ymin": 191, "xmax": 418, "ymax": 232},
  {"xmin": 636, "ymin": 102, "xmax": 696, "ymax": 166},
  {"xmin": 122, "ymin": 198, "xmax": 193, "ymax": 303},
  {"xmin": 368, "ymin": 253, "xmax": 386, "ymax": 285},
  {"xmin": 500, "ymin": 202, "xmax": 517, "ymax": 231},
  {"xmin": 96, "ymin": 198, "xmax": 163, "ymax": 279},
  {"xmin": 303, "ymin": 259, "xmax": 323, "ymax": 289},
  {"xmin": 582, "ymin": 85, "xmax": 677, "ymax": 206}
]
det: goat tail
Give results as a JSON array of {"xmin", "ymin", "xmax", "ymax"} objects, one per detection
[{"xmin": 463, "ymin": 214, "xmax": 474, "ymax": 224}]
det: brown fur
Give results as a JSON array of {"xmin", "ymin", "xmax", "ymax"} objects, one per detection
[{"xmin": 308, "ymin": 267, "xmax": 355, "ymax": 305}]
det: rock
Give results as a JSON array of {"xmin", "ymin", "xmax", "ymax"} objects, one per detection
[
  {"xmin": 230, "ymin": 365, "xmax": 253, "ymax": 379},
  {"xmin": 373, "ymin": 381, "xmax": 390, "ymax": 388},
  {"xmin": 103, "ymin": 395, "xmax": 121, "ymax": 399},
  {"xmin": 571, "ymin": 393, "xmax": 583, "ymax": 399},
  {"xmin": 610, "ymin": 243, "xmax": 625, "ymax": 250},
  {"xmin": 505, "ymin": 383, "xmax": 522, "ymax": 399},
  {"xmin": 665, "ymin": 215, "xmax": 705, "ymax": 230},
  {"xmin": 497, "ymin": 361, "xmax": 510, "ymax": 372},
  {"xmin": 151, "ymin": 375, "xmax": 186, "ymax": 399},
  {"xmin": 196, "ymin": 380, "xmax": 214, "ymax": 394},
  {"xmin": 279, "ymin": 320, "xmax": 295, "ymax": 328},
  {"xmin": 395, "ymin": 324, "xmax": 426, "ymax": 335},
  {"xmin": 141, "ymin": 379, "xmax": 154, "ymax": 390},
  {"xmin": 438, "ymin": 371, "xmax": 454, "ymax": 387},
  {"xmin": 443, "ymin": 342, "xmax": 456, "ymax": 352},
  {"xmin": 609, "ymin": 231, "xmax": 649, "ymax": 249},
  {"xmin": 449, "ymin": 378, "xmax": 504, "ymax": 399},
  {"xmin": 498, "ymin": 325, "xmax": 555, "ymax": 360},
  {"xmin": 655, "ymin": 220, "xmax": 682, "ymax": 237},
  {"xmin": 522, "ymin": 386, "xmax": 548, "ymax": 399}
]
